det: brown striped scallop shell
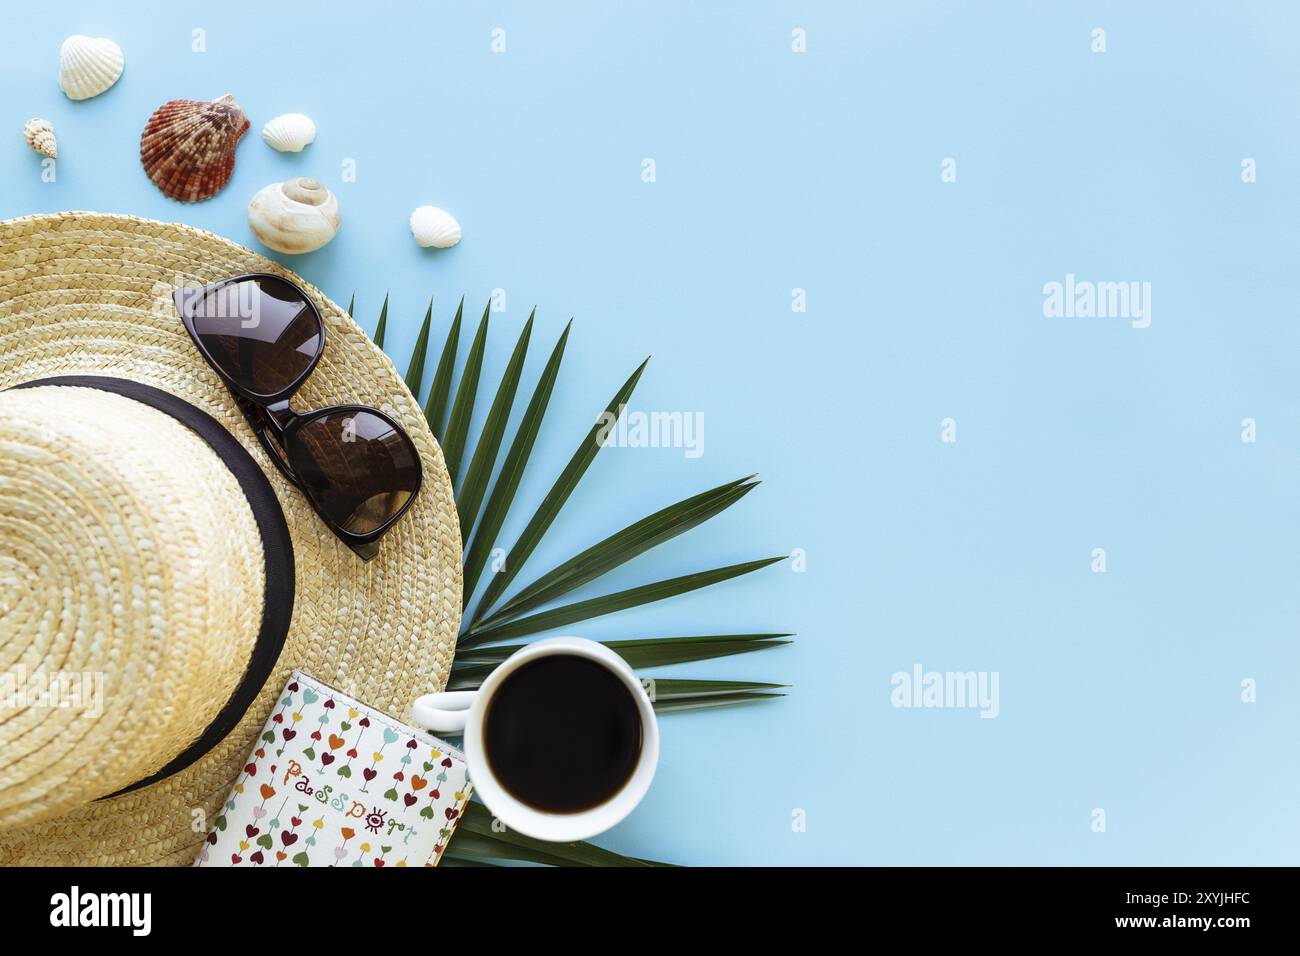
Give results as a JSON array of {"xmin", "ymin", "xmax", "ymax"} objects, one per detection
[{"xmin": 139, "ymin": 94, "xmax": 249, "ymax": 202}]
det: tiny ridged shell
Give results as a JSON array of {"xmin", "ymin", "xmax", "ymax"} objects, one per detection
[
  {"xmin": 262, "ymin": 113, "xmax": 317, "ymax": 152},
  {"xmin": 140, "ymin": 94, "xmax": 249, "ymax": 203},
  {"xmin": 409, "ymin": 206, "xmax": 461, "ymax": 248},
  {"xmin": 22, "ymin": 118, "xmax": 57, "ymax": 159},
  {"xmin": 59, "ymin": 35, "xmax": 124, "ymax": 101}
]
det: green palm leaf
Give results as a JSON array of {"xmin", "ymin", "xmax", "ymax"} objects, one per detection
[
  {"xmin": 456, "ymin": 311, "xmax": 534, "ymax": 541},
  {"xmin": 452, "ymin": 802, "xmax": 668, "ymax": 866},
  {"xmin": 442, "ymin": 832, "xmax": 569, "ymax": 867},
  {"xmin": 424, "ymin": 297, "xmax": 463, "ymax": 442},
  {"xmin": 451, "ymin": 632, "xmax": 790, "ymax": 691},
  {"xmin": 351, "ymin": 302, "xmax": 792, "ymax": 865},
  {"xmin": 476, "ymin": 476, "xmax": 760, "ymax": 630},
  {"xmin": 654, "ymin": 691, "xmax": 785, "ymax": 713},
  {"xmin": 372, "ymin": 293, "xmax": 389, "ymax": 350},
  {"xmin": 441, "ymin": 303, "xmax": 491, "ymax": 485},
  {"xmin": 646, "ymin": 678, "xmax": 786, "ymax": 700},
  {"xmin": 404, "ymin": 299, "xmax": 434, "ymax": 397},
  {"xmin": 461, "ymin": 321, "xmax": 571, "ymax": 603},
  {"xmin": 470, "ymin": 359, "xmax": 649, "ymax": 624},
  {"xmin": 461, "ymin": 556, "xmax": 786, "ymax": 647},
  {"xmin": 438, "ymin": 855, "xmax": 501, "ymax": 867},
  {"xmin": 346, "ymin": 292, "xmax": 355, "ymax": 318}
]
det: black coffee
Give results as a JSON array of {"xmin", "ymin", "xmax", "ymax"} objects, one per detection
[{"xmin": 484, "ymin": 655, "xmax": 643, "ymax": 814}]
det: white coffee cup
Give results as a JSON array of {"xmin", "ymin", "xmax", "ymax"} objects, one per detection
[{"xmin": 412, "ymin": 636, "xmax": 659, "ymax": 842}]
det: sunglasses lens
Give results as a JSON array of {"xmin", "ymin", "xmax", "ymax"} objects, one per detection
[
  {"xmin": 186, "ymin": 276, "xmax": 322, "ymax": 398},
  {"xmin": 288, "ymin": 410, "xmax": 421, "ymax": 536}
]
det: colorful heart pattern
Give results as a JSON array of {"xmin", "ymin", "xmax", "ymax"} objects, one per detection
[{"xmin": 196, "ymin": 670, "xmax": 471, "ymax": 868}]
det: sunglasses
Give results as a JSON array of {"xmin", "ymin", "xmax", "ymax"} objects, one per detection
[{"xmin": 174, "ymin": 274, "xmax": 422, "ymax": 561}]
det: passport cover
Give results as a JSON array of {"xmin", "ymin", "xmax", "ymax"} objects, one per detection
[{"xmin": 195, "ymin": 670, "xmax": 472, "ymax": 867}]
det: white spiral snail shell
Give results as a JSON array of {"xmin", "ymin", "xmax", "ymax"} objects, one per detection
[{"xmin": 247, "ymin": 177, "xmax": 340, "ymax": 254}]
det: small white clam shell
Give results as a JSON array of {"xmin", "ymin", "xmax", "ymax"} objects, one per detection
[
  {"xmin": 59, "ymin": 35, "xmax": 124, "ymax": 101},
  {"xmin": 248, "ymin": 177, "xmax": 340, "ymax": 254},
  {"xmin": 410, "ymin": 206, "xmax": 461, "ymax": 248},
  {"xmin": 262, "ymin": 113, "xmax": 316, "ymax": 153}
]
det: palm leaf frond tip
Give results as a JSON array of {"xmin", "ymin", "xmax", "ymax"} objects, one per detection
[
  {"xmin": 404, "ymin": 298, "xmax": 434, "ymax": 397},
  {"xmin": 424, "ymin": 296, "xmax": 464, "ymax": 442},
  {"xmin": 441, "ymin": 302, "xmax": 491, "ymax": 485},
  {"xmin": 456, "ymin": 310, "xmax": 535, "ymax": 541},
  {"xmin": 461, "ymin": 320, "xmax": 571, "ymax": 602},
  {"xmin": 462, "ymin": 555, "xmax": 787, "ymax": 647},
  {"xmin": 373, "ymin": 293, "xmax": 389, "ymax": 349},
  {"xmin": 470, "ymin": 357, "xmax": 649, "ymax": 624}
]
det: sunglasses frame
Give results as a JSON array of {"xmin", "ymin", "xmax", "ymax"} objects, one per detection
[{"xmin": 174, "ymin": 273, "xmax": 423, "ymax": 561}]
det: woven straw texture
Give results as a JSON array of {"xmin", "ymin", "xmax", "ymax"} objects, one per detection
[
  {"xmin": 0, "ymin": 212, "xmax": 462, "ymax": 865},
  {"xmin": 0, "ymin": 388, "xmax": 264, "ymax": 827}
]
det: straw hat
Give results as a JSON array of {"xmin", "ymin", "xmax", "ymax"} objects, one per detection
[{"xmin": 0, "ymin": 212, "xmax": 462, "ymax": 865}]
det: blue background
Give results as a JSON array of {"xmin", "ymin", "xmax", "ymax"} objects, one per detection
[{"xmin": 4, "ymin": 2, "xmax": 1299, "ymax": 865}]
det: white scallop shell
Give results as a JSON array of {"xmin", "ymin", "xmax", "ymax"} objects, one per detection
[
  {"xmin": 409, "ymin": 206, "xmax": 461, "ymax": 248},
  {"xmin": 262, "ymin": 113, "xmax": 316, "ymax": 152},
  {"xmin": 248, "ymin": 177, "xmax": 340, "ymax": 254},
  {"xmin": 59, "ymin": 35, "xmax": 124, "ymax": 101}
]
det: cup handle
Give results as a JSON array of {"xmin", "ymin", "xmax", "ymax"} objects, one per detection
[{"xmin": 412, "ymin": 691, "xmax": 478, "ymax": 734}]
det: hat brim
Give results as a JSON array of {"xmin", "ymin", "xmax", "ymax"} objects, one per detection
[{"xmin": 0, "ymin": 212, "xmax": 462, "ymax": 865}]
